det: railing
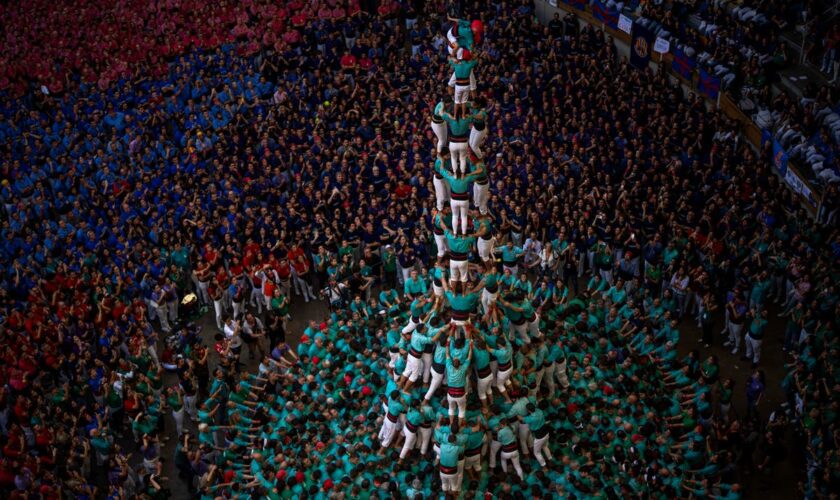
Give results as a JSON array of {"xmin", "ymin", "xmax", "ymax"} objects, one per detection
[{"xmin": 534, "ymin": 0, "xmax": 824, "ymax": 216}]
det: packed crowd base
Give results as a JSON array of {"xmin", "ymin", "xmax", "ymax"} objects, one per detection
[{"xmin": 1, "ymin": 0, "xmax": 839, "ymax": 498}]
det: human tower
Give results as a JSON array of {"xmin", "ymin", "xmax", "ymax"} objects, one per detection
[{"xmin": 377, "ymin": 16, "xmax": 562, "ymax": 496}]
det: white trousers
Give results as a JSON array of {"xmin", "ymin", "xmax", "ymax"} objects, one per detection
[
  {"xmin": 434, "ymin": 233, "xmax": 449, "ymax": 257},
  {"xmin": 402, "ymin": 354, "xmax": 423, "ymax": 382},
  {"xmin": 378, "ymin": 418, "xmax": 400, "ymax": 447},
  {"xmin": 533, "ymin": 432, "xmax": 552, "ymax": 467},
  {"xmin": 449, "ymin": 257, "xmax": 469, "ymax": 282},
  {"xmin": 481, "ymin": 288, "xmax": 498, "ymax": 314},
  {"xmin": 500, "ymin": 449, "xmax": 524, "ymax": 479},
  {"xmin": 450, "ymin": 197, "xmax": 469, "ymax": 235},
  {"xmin": 496, "ymin": 367, "xmax": 512, "ymax": 392},
  {"xmin": 476, "ymin": 374, "xmax": 493, "ymax": 401},
  {"xmin": 447, "ymin": 393, "xmax": 467, "ymax": 419},
  {"xmin": 469, "ymin": 126, "xmax": 488, "ymax": 159},
  {"xmin": 745, "ymin": 335, "xmax": 762, "ymax": 364},
  {"xmin": 454, "ymin": 84, "xmax": 471, "ymax": 104},
  {"xmin": 449, "ymin": 141, "xmax": 468, "ymax": 174},
  {"xmin": 432, "ymin": 120, "xmax": 448, "ymax": 151},
  {"xmin": 433, "ymin": 176, "xmax": 450, "ymax": 211},
  {"xmin": 473, "ymin": 181, "xmax": 489, "ymax": 214},
  {"xmin": 399, "ymin": 427, "xmax": 417, "ymax": 459},
  {"xmin": 425, "ymin": 366, "xmax": 445, "ymax": 401}
]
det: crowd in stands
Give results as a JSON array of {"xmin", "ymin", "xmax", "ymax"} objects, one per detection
[
  {"xmin": 0, "ymin": 0, "xmax": 838, "ymax": 498},
  {"xmin": 562, "ymin": 0, "xmax": 840, "ymax": 198}
]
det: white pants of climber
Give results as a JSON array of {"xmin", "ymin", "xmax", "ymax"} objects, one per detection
[
  {"xmin": 441, "ymin": 470, "xmax": 459, "ymax": 493},
  {"xmin": 477, "ymin": 236, "xmax": 493, "ymax": 261},
  {"xmin": 447, "ymin": 391, "xmax": 467, "ymax": 420},
  {"xmin": 517, "ymin": 422, "xmax": 531, "ymax": 456},
  {"xmin": 399, "ymin": 426, "xmax": 417, "ymax": 459},
  {"xmin": 469, "ymin": 126, "xmax": 488, "ymax": 159},
  {"xmin": 402, "ymin": 316, "xmax": 421, "ymax": 335},
  {"xmin": 449, "ymin": 257, "xmax": 469, "ymax": 282},
  {"xmin": 434, "ymin": 233, "xmax": 448, "ymax": 258},
  {"xmin": 527, "ymin": 315, "xmax": 540, "ymax": 338},
  {"xmin": 449, "ymin": 140, "xmax": 468, "ymax": 175},
  {"xmin": 533, "ymin": 431, "xmax": 553, "ymax": 467},
  {"xmin": 378, "ymin": 417, "xmax": 401, "ymax": 447},
  {"xmin": 402, "ymin": 353, "xmax": 424, "ymax": 382},
  {"xmin": 418, "ymin": 426, "xmax": 432, "ymax": 454},
  {"xmin": 433, "ymin": 176, "xmax": 450, "ymax": 211},
  {"xmin": 477, "ymin": 373, "xmax": 494, "ymax": 401},
  {"xmin": 454, "ymin": 84, "xmax": 471, "ymax": 104},
  {"xmin": 481, "ymin": 288, "xmax": 498, "ymax": 314},
  {"xmin": 534, "ymin": 366, "xmax": 546, "ymax": 395},
  {"xmin": 424, "ymin": 365, "xmax": 445, "ymax": 401},
  {"xmin": 511, "ymin": 321, "xmax": 530, "ymax": 344},
  {"xmin": 465, "ymin": 451, "xmax": 482, "ymax": 472},
  {"xmin": 473, "ymin": 181, "xmax": 489, "ymax": 214},
  {"xmin": 450, "ymin": 197, "xmax": 469, "ymax": 234},
  {"xmin": 496, "ymin": 365, "xmax": 512, "ymax": 393},
  {"xmin": 432, "ymin": 119, "xmax": 448, "ymax": 151},
  {"xmin": 422, "ymin": 352, "xmax": 433, "ymax": 384},
  {"xmin": 501, "ymin": 449, "xmax": 524, "ymax": 479}
]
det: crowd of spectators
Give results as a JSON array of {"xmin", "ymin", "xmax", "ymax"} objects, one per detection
[
  {"xmin": 0, "ymin": 0, "xmax": 838, "ymax": 498},
  {"xmin": 570, "ymin": 0, "xmax": 840, "ymax": 198}
]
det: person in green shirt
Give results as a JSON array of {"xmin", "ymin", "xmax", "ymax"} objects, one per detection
[
  {"xmin": 446, "ymin": 344, "xmax": 472, "ymax": 426},
  {"xmin": 444, "ymin": 228, "xmax": 476, "ymax": 286},
  {"xmin": 447, "ymin": 51, "xmax": 479, "ymax": 121},
  {"xmin": 744, "ymin": 308, "xmax": 768, "ymax": 366},
  {"xmin": 431, "ymin": 99, "xmax": 449, "ymax": 155},
  {"xmin": 166, "ymin": 386, "xmax": 185, "ymax": 436},
  {"xmin": 490, "ymin": 417, "xmax": 524, "ymax": 480},
  {"xmin": 441, "ymin": 161, "xmax": 483, "ymax": 236},
  {"xmin": 378, "ymin": 390, "xmax": 406, "ymax": 449},
  {"xmin": 439, "ymin": 434, "xmax": 464, "ymax": 494},
  {"xmin": 403, "ymin": 269, "xmax": 428, "ymax": 297}
]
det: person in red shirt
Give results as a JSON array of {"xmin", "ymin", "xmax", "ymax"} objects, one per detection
[
  {"xmin": 340, "ymin": 50, "xmax": 358, "ymax": 86},
  {"xmin": 288, "ymin": 243, "xmax": 314, "ymax": 302}
]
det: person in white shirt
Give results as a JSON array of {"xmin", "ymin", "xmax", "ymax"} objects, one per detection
[
  {"xmin": 538, "ymin": 242, "xmax": 559, "ymax": 279},
  {"xmin": 669, "ymin": 268, "xmax": 690, "ymax": 319}
]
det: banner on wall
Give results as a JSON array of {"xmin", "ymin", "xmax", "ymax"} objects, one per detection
[
  {"xmin": 772, "ymin": 139, "xmax": 789, "ymax": 176},
  {"xmin": 784, "ymin": 168, "xmax": 805, "ymax": 194},
  {"xmin": 698, "ymin": 68, "xmax": 720, "ymax": 99},
  {"xmin": 630, "ymin": 23, "xmax": 654, "ymax": 69},
  {"xmin": 618, "ymin": 14, "xmax": 633, "ymax": 34},
  {"xmin": 671, "ymin": 45, "xmax": 695, "ymax": 80},
  {"xmin": 653, "ymin": 37, "xmax": 670, "ymax": 54},
  {"xmin": 592, "ymin": 0, "xmax": 619, "ymax": 29},
  {"xmin": 565, "ymin": 0, "xmax": 587, "ymax": 10}
]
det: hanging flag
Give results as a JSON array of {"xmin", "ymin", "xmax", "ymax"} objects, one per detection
[
  {"xmin": 772, "ymin": 139, "xmax": 789, "ymax": 175},
  {"xmin": 671, "ymin": 45, "xmax": 695, "ymax": 80},
  {"xmin": 591, "ymin": 0, "xmax": 619, "ymax": 29},
  {"xmin": 618, "ymin": 14, "xmax": 633, "ymax": 34},
  {"xmin": 630, "ymin": 23, "xmax": 654, "ymax": 69},
  {"xmin": 698, "ymin": 68, "xmax": 720, "ymax": 99},
  {"xmin": 653, "ymin": 37, "xmax": 670, "ymax": 54}
]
